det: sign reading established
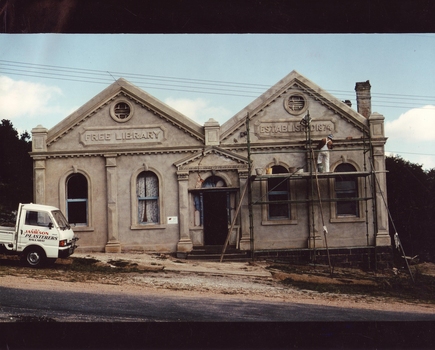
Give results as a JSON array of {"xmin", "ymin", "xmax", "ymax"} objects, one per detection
[
  {"xmin": 256, "ymin": 120, "xmax": 335, "ymax": 138},
  {"xmin": 80, "ymin": 126, "xmax": 165, "ymax": 146}
]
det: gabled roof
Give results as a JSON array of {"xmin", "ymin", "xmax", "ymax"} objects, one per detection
[
  {"xmin": 174, "ymin": 146, "xmax": 249, "ymax": 171},
  {"xmin": 220, "ymin": 70, "xmax": 368, "ymax": 142},
  {"xmin": 46, "ymin": 78, "xmax": 204, "ymax": 146}
]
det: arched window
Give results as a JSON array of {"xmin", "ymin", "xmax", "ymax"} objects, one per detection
[
  {"xmin": 202, "ymin": 175, "xmax": 226, "ymax": 188},
  {"xmin": 267, "ymin": 165, "xmax": 290, "ymax": 220},
  {"xmin": 137, "ymin": 171, "xmax": 159, "ymax": 224},
  {"xmin": 335, "ymin": 163, "xmax": 358, "ymax": 216},
  {"xmin": 66, "ymin": 173, "xmax": 88, "ymax": 226}
]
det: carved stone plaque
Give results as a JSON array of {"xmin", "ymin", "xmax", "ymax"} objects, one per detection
[
  {"xmin": 80, "ymin": 126, "xmax": 165, "ymax": 146},
  {"xmin": 256, "ymin": 120, "xmax": 335, "ymax": 139}
]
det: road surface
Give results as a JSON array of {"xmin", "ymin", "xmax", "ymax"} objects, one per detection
[
  {"xmin": 1, "ymin": 285, "xmax": 433, "ymax": 349},
  {"xmin": 1, "ymin": 285, "xmax": 434, "ymax": 322}
]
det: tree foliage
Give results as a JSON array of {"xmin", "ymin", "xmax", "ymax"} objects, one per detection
[
  {"xmin": 0, "ymin": 119, "xmax": 33, "ymax": 216},
  {"xmin": 386, "ymin": 155, "xmax": 435, "ymax": 261}
]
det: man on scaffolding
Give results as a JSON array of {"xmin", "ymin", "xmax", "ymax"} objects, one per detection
[{"xmin": 317, "ymin": 134, "xmax": 334, "ymax": 173}]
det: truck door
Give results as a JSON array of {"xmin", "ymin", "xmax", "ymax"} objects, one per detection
[{"xmin": 19, "ymin": 210, "xmax": 58, "ymax": 257}]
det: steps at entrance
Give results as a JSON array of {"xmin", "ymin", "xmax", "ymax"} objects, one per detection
[{"xmin": 187, "ymin": 245, "xmax": 250, "ymax": 262}]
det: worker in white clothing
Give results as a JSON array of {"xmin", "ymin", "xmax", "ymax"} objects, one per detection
[{"xmin": 317, "ymin": 134, "xmax": 334, "ymax": 173}]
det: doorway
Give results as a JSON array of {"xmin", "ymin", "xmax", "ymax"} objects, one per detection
[{"xmin": 203, "ymin": 191, "xmax": 228, "ymax": 245}]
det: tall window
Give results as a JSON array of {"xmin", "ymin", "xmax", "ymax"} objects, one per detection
[
  {"xmin": 137, "ymin": 171, "xmax": 159, "ymax": 224},
  {"xmin": 267, "ymin": 165, "xmax": 290, "ymax": 220},
  {"xmin": 335, "ymin": 163, "xmax": 358, "ymax": 216},
  {"xmin": 66, "ymin": 174, "xmax": 88, "ymax": 226}
]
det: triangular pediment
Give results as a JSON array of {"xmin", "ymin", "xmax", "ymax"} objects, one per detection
[
  {"xmin": 174, "ymin": 146, "xmax": 249, "ymax": 171},
  {"xmin": 221, "ymin": 70, "xmax": 368, "ymax": 143},
  {"xmin": 46, "ymin": 78, "xmax": 204, "ymax": 146}
]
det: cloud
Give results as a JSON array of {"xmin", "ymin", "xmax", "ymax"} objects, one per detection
[
  {"xmin": 385, "ymin": 106, "xmax": 435, "ymax": 169},
  {"xmin": 0, "ymin": 75, "xmax": 63, "ymax": 120},
  {"xmin": 385, "ymin": 105, "xmax": 435, "ymax": 142},
  {"xmin": 164, "ymin": 97, "xmax": 232, "ymax": 125}
]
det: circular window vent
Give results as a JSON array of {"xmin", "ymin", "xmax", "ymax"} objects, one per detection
[
  {"xmin": 110, "ymin": 100, "xmax": 134, "ymax": 122},
  {"xmin": 284, "ymin": 93, "xmax": 308, "ymax": 115}
]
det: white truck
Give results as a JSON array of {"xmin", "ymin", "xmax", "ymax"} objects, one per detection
[{"xmin": 0, "ymin": 203, "xmax": 78, "ymax": 267}]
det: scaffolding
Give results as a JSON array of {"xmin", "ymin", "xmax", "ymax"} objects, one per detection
[{"xmin": 244, "ymin": 111, "xmax": 379, "ymax": 268}]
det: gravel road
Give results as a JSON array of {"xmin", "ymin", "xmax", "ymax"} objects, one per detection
[{"xmin": 1, "ymin": 251, "xmax": 434, "ymax": 317}]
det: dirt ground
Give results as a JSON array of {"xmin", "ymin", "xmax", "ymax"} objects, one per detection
[{"xmin": 1, "ymin": 251, "xmax": 435, "ymax": 316}]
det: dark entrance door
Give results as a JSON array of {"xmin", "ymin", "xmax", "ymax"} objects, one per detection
[{"xmin": 203, "ymin": 191, "xmax": 228, "ymax": 245}]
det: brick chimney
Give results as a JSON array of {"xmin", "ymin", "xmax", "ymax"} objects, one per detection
[{"xmin": 355, "ymin": 80, "xmax": 371, "ymax": 118}]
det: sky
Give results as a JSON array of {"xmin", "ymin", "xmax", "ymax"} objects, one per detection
[{"xmin": 1, "ymin": 34, "xmax": 435, "ymax": 169}]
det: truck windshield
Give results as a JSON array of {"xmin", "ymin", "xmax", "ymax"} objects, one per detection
[{"xmin": 51, "ymin": 210, "xmax": 71, "ymax": 230}]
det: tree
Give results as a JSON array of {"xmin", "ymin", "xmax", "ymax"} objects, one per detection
[
  {"xmin": 0, "ymin": 119, "xmax": 33, "ymax": 220},
  {"xmin": 386, "ymin": 155, "xmax": 434, "ymax": 261}
]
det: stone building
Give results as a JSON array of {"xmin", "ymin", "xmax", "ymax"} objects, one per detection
[{"xmin": 31, "ymin": 71, "xmax": 391, "ymax": 267}]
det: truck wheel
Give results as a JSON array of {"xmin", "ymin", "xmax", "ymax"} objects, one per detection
[{"xmin": 22, "ymin": 247, "xmax": 46, "ymax": 268}]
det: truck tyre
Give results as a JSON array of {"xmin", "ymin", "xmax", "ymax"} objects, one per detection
[{"xmin": 22, "ymin": 247, "xmax": 46, "ymax": 268}]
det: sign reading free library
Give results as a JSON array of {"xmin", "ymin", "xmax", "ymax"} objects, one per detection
[{"xmin": 80, "ymin": 126, "xmax": 166, "ymax": 146}]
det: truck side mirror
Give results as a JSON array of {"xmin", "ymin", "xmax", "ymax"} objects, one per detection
[{"xmin": 48, "ymin": 222, "xmax": 53, "ymax": 229}]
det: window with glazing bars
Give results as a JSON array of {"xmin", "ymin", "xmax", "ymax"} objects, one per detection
[
  {"xmin": 267, "ymin": 165, "xmax": 290, "ymax": 220},
  {"xmin": 66, "ymin": 173, "xmax": 88, "ymax": 226},
  {"xmin": 137, "ymin": 171, "xmax": 159, "ymax": 224},
  {"xmin": 335, "ymin": 163, "xmax": 359, "ymax": 216}
]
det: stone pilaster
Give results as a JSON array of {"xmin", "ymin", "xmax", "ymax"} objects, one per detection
[
  {"xmin": 373, "ymin": 146, "xmax": 390, "ymax": 246},
  {"xmin": 369, "ymin": 113, "xmax": 390, "ymax": 246},
  {"xmin": 33, "ymin": 157, "xmax": 46, "ymax": 204},
  {"xmin": 308, "ymin": 203, "xmax": 323, "ymax": 248},
  {"xmin": 238, "ymin": 169, "xmax": 251, "ymax": 251},
  {"xmin": 204, "ymin": 118, "xmax": 220, "ymax": 146},
  {"xmin": 176, "ymin": 170, "xmax": 193, "ymax": 256},
  {"xmin": 31, "ymin": 125, "xmax": 48, "ymax": 204},
  {"xmin": 31, "ymin": 125, "xmax": 48, "ymax": 152},
  {"xmin": 105, "ymin": 154, "xmax": 121, "ymax": 253}
]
